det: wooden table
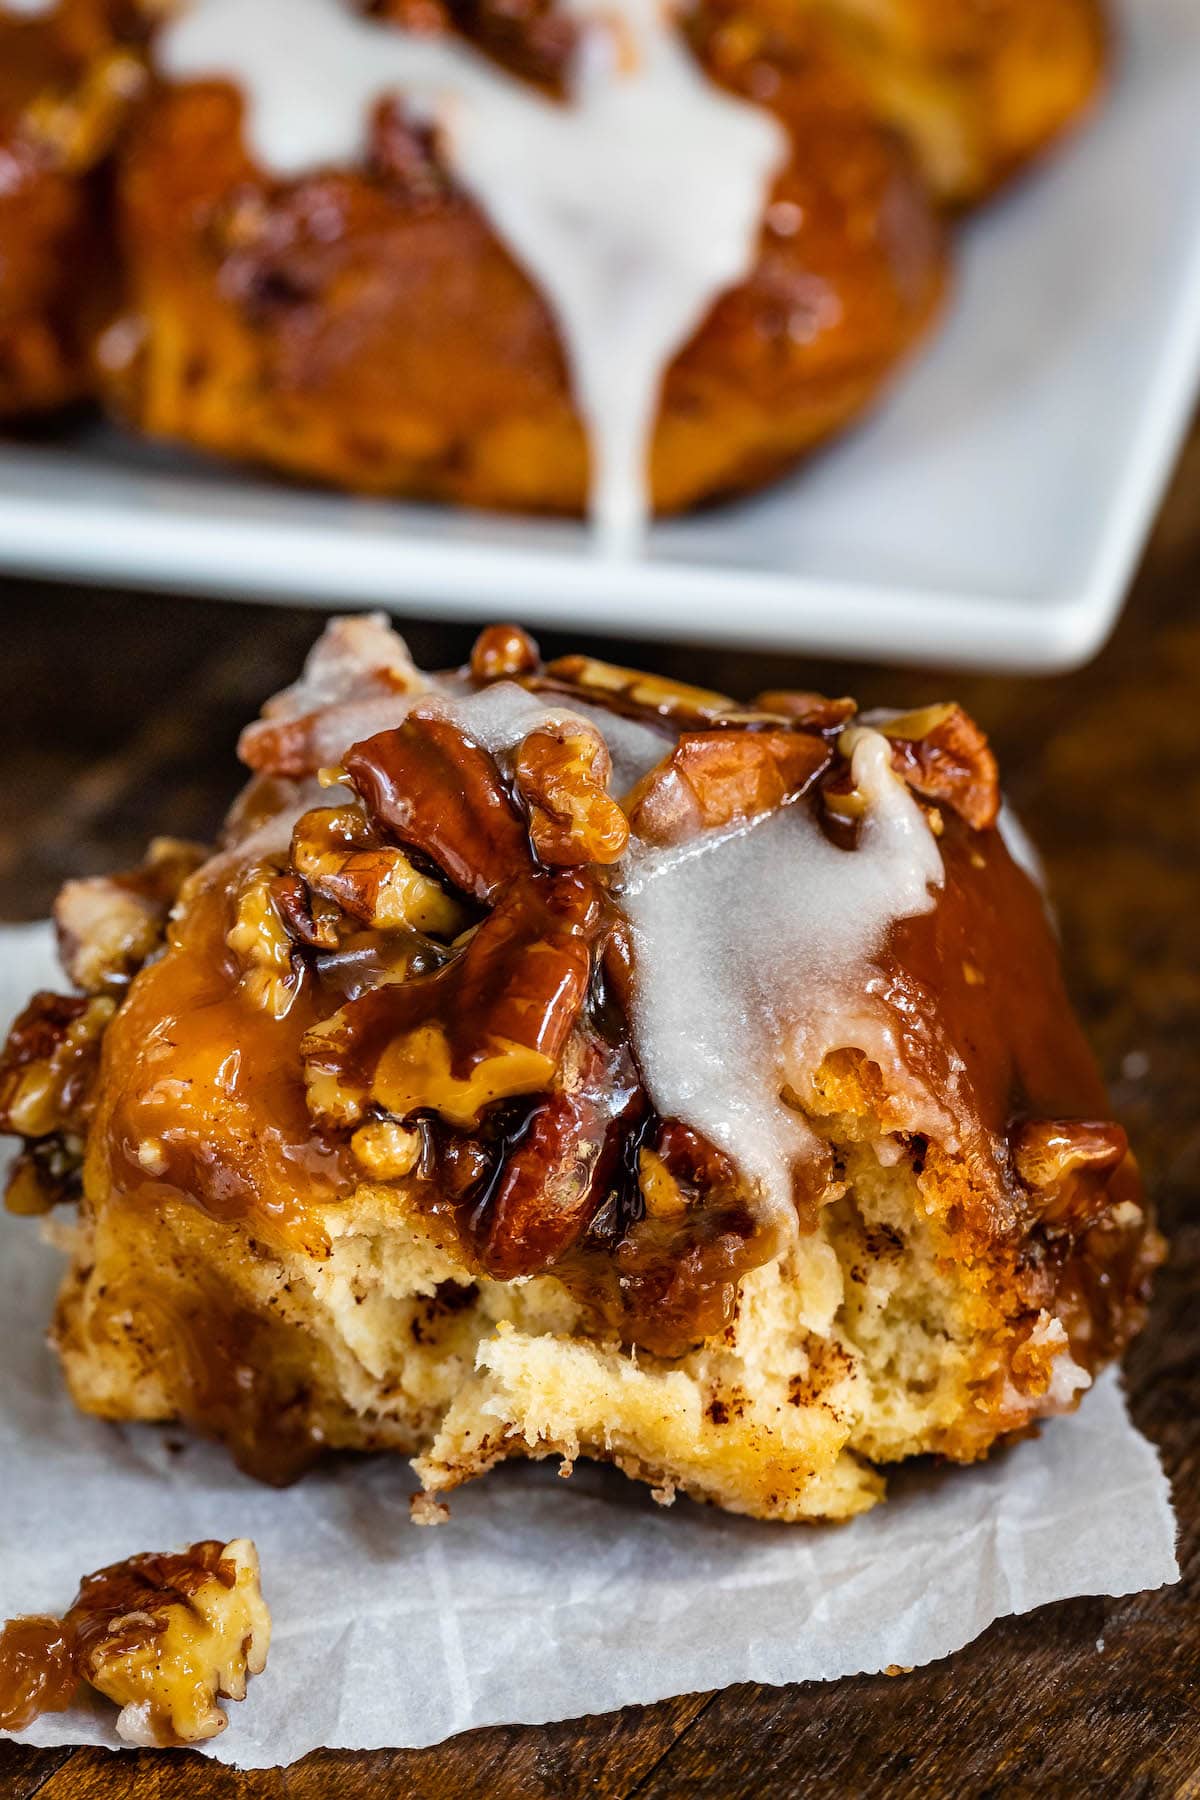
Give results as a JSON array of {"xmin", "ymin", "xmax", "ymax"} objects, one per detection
[{"xmin": 1, "ymin": 418, "xmax": 1198, "ymax": 1798}]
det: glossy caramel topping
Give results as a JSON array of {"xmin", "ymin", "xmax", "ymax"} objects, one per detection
[
  {"xmin": 0, "ymin": 1615, "xmax": 76, "ymax": 1732},
  {"xmin": 91, "ymin": 873, "xmax": 350, "ymax": 1253}
]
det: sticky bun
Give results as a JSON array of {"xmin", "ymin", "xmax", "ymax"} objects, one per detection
[{"xmin": 0, "ymin": 617, "xmax": 1160, "ymax": 1522}]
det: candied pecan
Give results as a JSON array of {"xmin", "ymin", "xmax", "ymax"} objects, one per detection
[
  {"xmin": 351, "ymin": 1117, "xmax": 423, "ymax": 1180},
  {"xmin": 54, "ymin": 838, "xmax": 206, "ymax": 995},
  {"xmin": 753, "ymin": 691, "xmax": 857, "ymax": 733},
  {"xmin": 4, "ymin": 1137, "xmax": 86, "ymax": 1216},
  {"xmin": 877, "ymin": 703, "xmax": 1000, "ymax": 831},
  {"xmin": 290, "ymin": 804, "xmax": 465, "ymax": 934},
  {"xmin": 0, "ymin": 992, "xmax": 114, "ymax": 1142},
  {"xmin": 470, "ymin": 1038, "xmax": 641, "ymax": 1277},
  {"xmin": 344, "ymin": 712, "xmax": 535, "ymax": 903},
  {"xmin": 239, "ymin": 614, "xmax": 427, "ymax": 778},
  {"xmin": 268, "ymin": 871, "xmax": 341, "ymax": 950},
  {"xmin": 302, "ymin": 873, "xmax": 604, "ymax": 1130},
  {"xmin": 625, "ymin": 730, "xmax": 830, "ymax": 847},
  {"xmin": 226, "ymin": 865, "xmax": 306, "ymax": 1019},
  {"xmin": 1013, "ymin": 1120, "xmax": 1132, "ymax": 1233},
  {"xmin": 469, "ymin": 622, "xmax": 540, "ymax": 685},
  {"xmin": 65, "ymin": 1538, "xmax": 270, "ymax": 1747},
  {"xmin": 513, "ymin": 724, "xmax": 629, "ymax": 866},
  {"xmin": 471, "ymin": 1091, "xmax": 611, "ymax": 1276},
  {"xmin": 534, "ymin": 655, "xmax": 740, "ymax": 727}
]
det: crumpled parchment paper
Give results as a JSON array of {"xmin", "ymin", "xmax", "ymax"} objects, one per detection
[{"xmin": 0, "ymin": 923, "xmax": 1178, "ymax": 1768}]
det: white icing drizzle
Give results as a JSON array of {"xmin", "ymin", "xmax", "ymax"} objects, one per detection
[
  {"xmin": 156, "ymin": 0, "xmax": 785, "ymax": 544},
  {"xmin": 618, "ymin": 730, "xmax": 945, "ymax": 1238}
]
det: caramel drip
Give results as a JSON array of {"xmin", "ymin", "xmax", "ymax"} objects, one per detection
[
  {"xmin": 92, "ymin": 876, "xmax": 351, "ymax": 1257},
  {"xmin": 876, "ymin": 815, "xmax": 1156, "ymax": 1367}
]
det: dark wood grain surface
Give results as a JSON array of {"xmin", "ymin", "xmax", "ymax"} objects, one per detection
[{"xmin": 1, "ymin": 419, "xmax": 1198, "ymax": 1797}]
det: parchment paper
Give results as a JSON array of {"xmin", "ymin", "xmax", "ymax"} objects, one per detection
[{"xmin": 0, "ymin": 924, "xmax": 1178, "ymax": 1768}]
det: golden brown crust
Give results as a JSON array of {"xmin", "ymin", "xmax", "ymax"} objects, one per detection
[
  {"xmin": 789, "ymin": 0, "xmax": 1108, "ymax": 205},
  {"xmin": 0, "ymin": 0, "xmax": 148, "ymax": 419}
]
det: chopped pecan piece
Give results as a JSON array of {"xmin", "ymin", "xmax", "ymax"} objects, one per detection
[
  {"xmin": 0, "ymin": 992, "xmax": 114, "ymax": 1142},
  {"xmin": 302, "ymin": 873, "xmax": 604, "ymax": 1130},
  {"xmin": 351, "ymin": 1117, "xmax": 423, "ymax": 1179},
  {"xmin": 345, "ymin": 713, "xmax": 535, "ymax": 904},
  {"xmin": 268, "ymin": 870, "xmax": 342, "ymax": 949},
  {"xmin": 226, "ymin": 864, "xmax": 306, "ymax": 1019},
  {"xmin": 625, "ymin": 730, "xmax": 830, "ymax": 847},
  {"xmin": 470, "ymin": 622, "xmax": 541, "ymax": 684},
  {"xmin": 472, "ymin": 1088, "xmax": 619, "ymax": 1277},
  {"xmin": 877, "ymin": 703, "xmax": 1000, "ymax": 831},
  {"xmin": 638, "ymin": 1146, "xmax": 688, "ymax": 1219},
  {"xmin": 290, "ymin": 804, "xmax": 465, "ymax": 934},
  {"xmin": 1013, "ymin": 1120, "xmax": 1132, "ymax": 1233},
  {"xmin": 5, "ymin": 1139, "xmax": 87, "ymax": 1216},
  {"xmin": 66, "ymin": 1539, "xmax": 270, "ymax": 1747},
  {"xmin": 239, "ymin": 614, "xmax": 428, "ymax": 778},
  {"xmin": 514, "ymin": 725, "xmax": 629, "ymax": 866},
  {"xmin": 54, "ymin": 838, "xmax": 206, "ymax": 996}
]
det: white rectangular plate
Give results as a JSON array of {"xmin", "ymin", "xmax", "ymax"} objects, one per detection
[{"xmin": 1, "ymin": 0, "xmax": 1197, "ymax": 670}]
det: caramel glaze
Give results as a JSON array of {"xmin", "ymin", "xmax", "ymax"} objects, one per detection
[
  {"xmin": 0, "ymin": 1614, "xmax": 76, "ymax": 1733},
  {"xmin": 92, "ymin": 874, "xmax": 351, "ymax": 1260},
  {"xmin": 0, "ymin": 636, "xmax": 1158, "ymax": 1478},
  {"xmin": 876, "ymin": 814, "xmax": 1157, "ymax": 1372}
]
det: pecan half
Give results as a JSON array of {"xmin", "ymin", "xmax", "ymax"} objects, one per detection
[
  {"xmin": 344, "ymin": 713, "xmax": 535, "ymax": 904},
  {"xmin": 301, "ymin": 873, "xmax": 604, "ymax": 1130},
  {"xmin": 878, "ymin": 704, "xmax": 1000, "ymax": 831},
  {"xmin": 625, "ymin": 730, "xmax": 830, "ymax": 847},
  {"xmin": 469, "ymin": 622, "xmax": 541, "ymax": 685},
  {"xmin": 471, "ymin": 1088, "xmax": 619, "ymax": 1277},
  {"xmin": 54, "ymin": 838, "xmax": 206, "ymax": 996},
  {"xmin": 290, "ymin": 804, "xmax": 465, "ymax": 934},
  {"xmin": 514, "ymin": 725, "xmax": 629, "ymax": 866}
]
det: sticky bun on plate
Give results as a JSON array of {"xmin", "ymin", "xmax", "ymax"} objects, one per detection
[
  {"xmin": 0, "ymin": 618, "xmax": 1160, "ymax": 1522},
  {"xmin": 1, "ymin": 0, "xmax": 1107, "ymax": 527}
]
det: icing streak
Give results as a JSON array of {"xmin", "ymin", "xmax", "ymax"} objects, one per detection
[
  {"xmin": 619, "ymin": 731, "xmax": 945, "ymax": 1235},
  {"xmin": 156, "ymin": 0, "xmax": 786, "ymax": 546}
]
